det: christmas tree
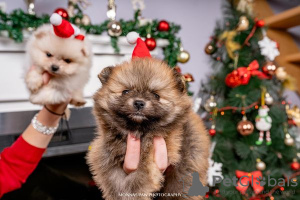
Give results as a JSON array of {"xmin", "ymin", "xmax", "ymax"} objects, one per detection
[{"xmin": 200, "ymin": 1, "xmax": 300, "ymax": 199}]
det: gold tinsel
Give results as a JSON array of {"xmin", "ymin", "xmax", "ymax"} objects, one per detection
[{"xmin": 219, "ymin": 30, "xmax": 241, "ymax": 59}]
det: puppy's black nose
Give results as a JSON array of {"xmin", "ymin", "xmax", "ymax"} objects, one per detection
[
  {"xmin": 51, "ymin": 65, "xmax": 59, "ymax": 72},
  {"xmin": 134, "ymin": 100, "xmax": 145, "ymax": 110}
]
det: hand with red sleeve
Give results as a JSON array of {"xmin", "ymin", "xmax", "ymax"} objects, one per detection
[{"xmin": 0, "ymin": 71, "xmax": 68, "ymax": 197}]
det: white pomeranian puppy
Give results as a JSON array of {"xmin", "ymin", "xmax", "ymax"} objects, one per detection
[{"xmin": 25, "ymin": 13, "xmax": 92, "ymax": 106}]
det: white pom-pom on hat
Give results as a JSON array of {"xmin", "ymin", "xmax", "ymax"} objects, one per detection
[
  {"xmin": 50, "ymin": 13, "xmax": 62, "ymax": 26},
  {"xmin": 126, "ymin": 31, "xmax": 139, "ymax": 44}
]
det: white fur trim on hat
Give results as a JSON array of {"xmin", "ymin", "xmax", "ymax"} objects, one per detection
[
  {"xmin": 50, "ymin": 13, "xmax": 62, "ymax": 26},
  {"xmin": 72, "ymin": 24, "xmax": 80, "ymax": 36},
  {"xmin": 126, "ymin": 31, "xmax": 139, "ymax": 45}
]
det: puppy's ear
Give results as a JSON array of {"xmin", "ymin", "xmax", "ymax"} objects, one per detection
[
  {"xmin": 172, "ymin": 69, "xmax": 186, "ymax": 93},
  {"xmin": 98, "ymin": 66, "xmax": 114, "ymax": 84}
]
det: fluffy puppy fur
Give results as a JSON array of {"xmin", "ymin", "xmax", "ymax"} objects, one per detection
[
  {"xmin": 87, "ymin": 58, "xmax": 210, "ymax": 200},
  {"xmin": 25, "ymin": 25, "xmax": 92, "ymax": 106}
]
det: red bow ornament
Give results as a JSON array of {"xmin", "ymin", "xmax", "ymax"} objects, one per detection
[
  {"xmin": 225, "ymin": 60, "xmax": 269, "ymax": 88},
  {"xmin": 235, "ymin": 170, "xmax": 264, "ymax": 195}
]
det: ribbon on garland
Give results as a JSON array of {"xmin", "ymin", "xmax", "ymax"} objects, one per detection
[
  {"xmin": 225, "ymin": 60, "xmax": 269, "ymax": 88},
  {"xmin": 235, "ymin": 170, "xmax": 264, "ymax": 195}
]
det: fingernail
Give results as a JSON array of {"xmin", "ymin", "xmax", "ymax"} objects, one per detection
[{"xmin": 130, "ymin": 134, "xmax": 138, "ymax": 141}]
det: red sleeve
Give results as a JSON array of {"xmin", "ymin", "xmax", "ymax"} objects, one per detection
[{"xmin": 0, "ymin": 136, "xmax": 45, "ymax": 197}]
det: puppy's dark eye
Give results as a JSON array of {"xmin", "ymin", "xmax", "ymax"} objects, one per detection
[
  {"xmin": 122, "ymin": 90, "xmax": 130, "ymax": 95},
  {"xmin": 46, "ymin": 52, "xmax": 52, "ymax": 57},
  {"xmin": 153, "ymin": 93, "xmax": 160, "ymax": 100},
  {"xmin": 64, "ymin": 59, "xmax": 72, "ymax": 64}
]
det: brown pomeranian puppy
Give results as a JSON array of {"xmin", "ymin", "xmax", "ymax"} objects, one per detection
[
  {"xmin": 87, "ymin": 58, "xmax": 210, "ymax": 200},
  {"xmin": 25, "ymin": 24, "xmax": 92, "ymax": 106}
]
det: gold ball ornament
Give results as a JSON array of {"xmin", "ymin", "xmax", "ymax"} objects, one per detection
[
  {"xmin": 237, "ymin": 117, "xmax": 254, "ymax": 136},
  {"xmin": 284, "ymin": 134, "xmax": 294, "ymax": 146},
  {"xmin": 81, "ymin": 14, "xmax": 91, "ymax": 26},
  {"xmin": 265, "ymin": 92, "xmax": 274, "ymax": 105},
  {"xmin": 75, "ymin": 17, "xmax": 81, "ymax": 25},
  {"xmin": 276, "ymin": 67, "xmax": 287, "ymax": 81},
  {"xmin": 256, "ymin": 159, "xmax": 266, "ymax": 171},
  {"xmin": 177, "ymin": 50, "xmax": 190, "ymax": 63},
  {"xmin": 204, "ymin": 96, "xmax": 217, "ymax": 112},
  {"xmin": 107, "ymin": 20, "xmax": 122, "ymax": 37},
  {"xmin": 204, "ymin": 43, "xmax": 216, "ymax": 55},
  {"xmin": 236, "ymin": 16, "xmax": 249, "ymax": 31}
]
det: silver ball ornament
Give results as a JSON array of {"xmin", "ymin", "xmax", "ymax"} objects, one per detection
[
  {"xmin": 204, "ymin": 96, "xmax": 217, "ymax": 112},
  {"xmin": 256, "ymin": 159, "xmax": 266, "ymax": 171},
  {"xmin": 81, "ymin": 14, "xmax": 91, "ymax": 26},
  {"xmin": 107, "ymin": 20, "xmax": 122, "ymax": 37},
  {"xmin": 265, "ymin": 93, "xmax": 274, "ymax": 105},
  {"xmin": 284, "ymin": 134, "xmax": 294, "ymax": 146}
]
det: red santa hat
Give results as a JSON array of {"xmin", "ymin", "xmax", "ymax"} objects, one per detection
[
  {"xmin": 50, "ymin": 13, "xmax": 84, "ymax": 41},
  {"xmin": 126, "ymin": 32, "xmax": 151, "ymax": 58}
]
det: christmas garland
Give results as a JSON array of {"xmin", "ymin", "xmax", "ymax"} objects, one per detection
[
  {"xmin": 0, "ymin": 5, "xmax": 193, "ymax": 95},
  {"xmin": 0, "ymin": 8, "xmax": 181, "ymax": 66}
]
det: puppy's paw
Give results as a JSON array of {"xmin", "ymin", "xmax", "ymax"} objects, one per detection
[
  {"xmin": 70, "ymin": 99, "xmax": 86, "ymax": 107},
  {"xmin": 26, "ymin": 71, "xmax": 43, "ymax": 93}
]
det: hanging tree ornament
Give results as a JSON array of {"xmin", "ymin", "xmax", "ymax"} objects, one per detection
[
  {"xmin": 107, "ymin": 0, "xmax": 122, "ymax": 37},
  {"xmin": 204, "ymin": 42, "xmax": 217, "ymax": 55},
  {"xmin": 284, "ymin": 133, "xmax": 295, "ymax": 146},
  {"xmin": 157, "ymin": 20, "xmax": 170, "ymax": 32},
  {"xmin": 177, "ymin": 45, "xmax": 190, "ymax": 63},
  {"xmin": 276, "ymin": 67, "xmax": 287, "ymax": 81},
  {"xmin": 256, "ymin": 158, "xmax": 266, "ymax": 171},
  {"xmin": 25, "ymin": 0, "xmax": 35, "ymax": 15},
  {"xmin": 291, "ymin": 159, "xmax": 300, "ymax": 171},
  {"xmin": 262, "ymin": 62, "xmax": 277, "ymax": 76},
  {"xmin": 265, "ymin": 92, "xmax": 274, "ymax": 106},
  {"xmin": 258, "ymin": 36, "xmax": 280, "ymax": 61},
  {"xmin": 81, "ymin": 14, "xmax": 91, "ymax": 25},
  {"xmin": 209, "ymin": 124, "xmax": 216, "ymax": 136},
  {"xmin": 204, "ymin": 95, "xmax": 217, "ymax": 112},
  {"xmin": 256, "ymin": 89, "xmax": 272, "ymax": 145},
  {"xmin": 237, "ymin": 115, "xmax": 254, "ymax": 136},
  {"xmin": 236, "ymin": 16, "xmax": 249, "ymax": 31},
  {"xmin": 256, "ymin": 19, "xmax": 265, "ymax": 28},
  {"xmin": 145, "ymin": 34, "xmax": 156, "ymax": 51},
  {"xmin": 236, "ymin": 0, "xmax": 254, "ymax": 16}
]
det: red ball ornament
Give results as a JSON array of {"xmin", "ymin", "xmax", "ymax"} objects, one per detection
[
  {"xmin": 256, "ymin": 19, "xmax": 265, "ymax": 27},
  {"xmin": 157, "ymin": 20, "xmax": 170, "ymax": 32},
  {"xmin": 291, "ymin": 161, "xmax": 300, "ymax": 171},
  {"xmin": 209, "ymin": 129, "xmax": 216, "ymax": 136},
  {"xmin": 54, "ymin": 8, "xmax": 69, "ymax": 20},
  {"xmin": 145, "ymin": 37, "xmax": 156, "ymax": 51}
]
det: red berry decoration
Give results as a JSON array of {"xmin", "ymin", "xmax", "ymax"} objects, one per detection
[
  {"xmin": 157, "ymin": 20, "xmax": 170, "ymax": 32},
  {"xmin": 54, "ymin": 8, "xmax": 69, "ymax": 20},
  {"xmin": 209, "ymin": 129, "xmax": 216, "ymax": 136},
  {"xmin": 145, "ymin": 37, "xmax": 156, "ymax": 51},
  {"xmin": 173, "ymin": 66, "xmax": 182, "ymax": 74},
  {"xmin": 291, "ymin": 161, "xmax": 300, "ymax": 171},
  {"xmin": 256, "ymin": 19, "xmax": 265, "ymax": 27},
  {"xmin": 183, "ymin": 73, "xmax": 194, "ymax": 82}
]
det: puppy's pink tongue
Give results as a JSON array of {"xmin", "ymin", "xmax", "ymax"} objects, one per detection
[{"xmin": 42, "ymin": 72, "xmax": 51, "ymax": 85}]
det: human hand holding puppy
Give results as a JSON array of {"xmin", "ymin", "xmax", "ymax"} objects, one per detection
[{"xmin": 123, "ymin": 134, "xmax": 168, "ymax": 174}]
